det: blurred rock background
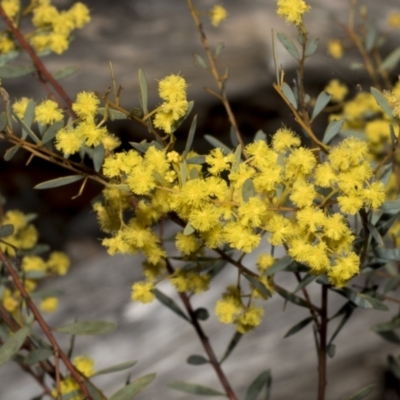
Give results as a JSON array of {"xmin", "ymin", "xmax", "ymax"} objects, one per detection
[{"xmin": 1, "ymin": 0, "xmax": 400, "ymax": 399}]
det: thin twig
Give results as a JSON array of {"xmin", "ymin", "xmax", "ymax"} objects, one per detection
[{"xmin": 317, "ymin": 285, "xmax": 328, "ymax": 400}]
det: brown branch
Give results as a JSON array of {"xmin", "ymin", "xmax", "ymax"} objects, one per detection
[
  {"xmin": 317, "ymin": 285, "xmax": 328, "ymax": 400},
  {"xmin": 0, "ymin": 249, "xmax": 93, "ymax": 400},
  {"xmin": 0, "ymin": 5, "xmax": 73, "ymax": 109},
  {"xmin": 166, "ymin": 260, "xmax": 238, "ymax": 400}
]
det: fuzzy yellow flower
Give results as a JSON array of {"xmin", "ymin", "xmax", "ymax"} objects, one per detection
[
  {"xmin": 47, "ymin": 251, "xmax": 70, "ymax": 276},
  {"xmin": 277, "ymin": 0, "xmax": 310, "ymax": 26},
  {"xmin": 210, "ymin": 5, "xmax": 227, "ymax": 27},
  {"xmin": 328, "ymin": 39, "xmax": 343, "ymax": 59},
  {"xmin": 12, "ymin": 97, "xmax": 30, "ymax": 119},
  {"xmin": 35, "ymin": 99, "xmax": 63, "ymax": 125},
  {"xmin": 272, "ymin": 127, "xmax": 301, "ymax": 153},
  {"xmin": 175, "ymin": 232, "xmax": 201, "ymax": 255},
  {"xmin": 388, "ymin": 13, "xmax": 400, "ymax": 29},
  {"xmin": 55, "ymin": 127, "xmax": 82, "ymax": 156},
  {"xmin": 39, "ymin": 297, "xmax": 58, "ymax": 313},
  {"xmin": 325, "ymin": 79, "xmax": 348, "ymax": 103},
  {"xmin": 131, "ymin": 281, "xmax": 155, "ymax": 303},
  {"xmin": 68, "ymin": 2, "xmax": 91, "ymax": 28},
  {"xmin": 73, "ymin": 355, "xmax": 95, "ymax": 378},
  {"xmin": 72, "ymin": 91, "xmax": 99, "ymax": 119}
]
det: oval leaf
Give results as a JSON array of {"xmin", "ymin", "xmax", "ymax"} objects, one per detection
[
  {"xmin": 24, "ymin": 348, "xmax": 53, "ymax": 366},
  {"xmin": 55, "ymin": 321, "xmax": 117, "ymax": 335},
  {"xmin": 346, "ymin": 384, "xmax": 375, "ymax": 400},
  {"xmin": 0, "ymin": 224, "xmax": 13, "ymax": 237},
  {"xmin": 282, "ymin": 82, "xmax": 298, "ymax": 109},
  {"xmin": 94, "ymin": 360, "xmax": 138, "ymax": 376},
  {"xmin": 138, "ymin": 69, "xmax": 148, "ymax": 115},
  {"xmin": 34, "ymin": 175, "xmax": 84, "ymax": 190},
  {"xmin": 311, "ymin": 91, "xmax": 331, "ymax": 120},
  {"xmin": 220, "ymin": 331, "xmax": 242, "ymax": 364},
  {"xmin": 183, "ymin": 115, "xmax": 197, "ymax": 158},
  {"xmin": 277, "ymin": 33, "xmax": 300, "ymax": 61},
  {"xmin": 154, "ymin": 289, "xmax": 190, "ymax": 322},
  {"xmin": 53, "ymin": 66, "xmax": 79, "ymax": 80},
  {"xmin": 370, "ymin": 86, "xmax": 394, "ymax": 119},
  {"xmin": 93, "ymin": 144, "xmax": 105, "ymax": 173},
  {"xmin": 168, "ymin": 381, "xmax": 225, "ymax": 396},
  {"xmin": 195, "ymin": 54, "xmax": 207, "ymax": 69},
  {"xmin": 284, "ymin": 316, "xmax": 314, "ymax": 338},
  {"xmin": 242, "ymin": 178, "xmax": 255, "ymax": 202},
  {"xmin": 204, "ymin": 134, "xmax": 231, "ymax": 154},
  {"xmin": 379, "ymin": 47, "xmax": 400, "ymax": 72},
  {"xmin": 323, "ymin": 118, "xmax": 344, "ymax": 144},
  {"xmin": 0, "ymin": 326, "xmax": 30, "ymax": 367},
  {"xmin": 42, "ymin": 120, "xmax": 64, "ymax": 144},
  {"xmin": 275, "ymin": 286, "xmax": 312, "ymax": 309},
  {"xmin": 244, "ymin": 274, "xmax": 271, "ymax": 298},
  {"xmin": 245, "ymin": 370, "xmax": 271, "ymax": 400},
  {"xmin": 305, "ymin": 37, "xmax": 319, "ymax": 57},
  {"xmin": 265, "ymin": 255, "xmax": 292, "ymax": 276},
  {"xmin": 194, "ymin": 308, "xmax": 209, "ymax": 321},
  {"xmin": 187, "ymin": 355, "xmax": 209, "ymax": 365},
  {"xmin": 0, "ymin": 65, "xmax": 35, "ymax": 78},
  {"xmin": 110, "ymin": 373, "xmax": 156, "ymax": 400}
]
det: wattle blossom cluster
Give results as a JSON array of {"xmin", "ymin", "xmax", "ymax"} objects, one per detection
[
  {"xmin": 93, "ymin": 121, "xmax": 386, "ymax": 331},
  {"xmin": 276, "ymin": 0, "xmax": 310, "ymax": 26},
  {"xmin": 0, "ymin": 0, "xmax": 90, "ymax": 55}
]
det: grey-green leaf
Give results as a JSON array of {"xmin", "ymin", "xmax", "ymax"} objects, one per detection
[
  {"xmin": 168, "ymin": 381, "xmax": 225, "ymax": 396},
  {"xmin": 195, "ymin": 54, "xmax": 207, "ymax": 69},
  {"xmin": 311, "ymin": 91, "xmax": 331, "ymax": 120},
  {"xmin": 93, "ymin": 144, "xmax": 105, "ymax": 173},
  {"xmin": 183, "ymin": 115, "xmax": 197, "ymax": 158},
  {"xmin": 379, "ymin": 47, "xmax": 400, "ymax": 72},
  {"xmin": 377, "ymin": 331, "xmax": 400, "ymax": 344},
  {"xmin": 371, "ymin": 318, "xmax": 400, "ymax": 332},
  {"xmin": 34, "ymin": 175, "xmax": 84, "ymax": 190},
  {"xmin": 0, "ymin": 112, "xmax": 7, "ymax": 131},
  {"xmin": 384, "ymin": 276, "xmax": 400, "ymax": 294},
  {"xmin": 254, "ymin": 130, "xmax": 267, "ymax": 142},
  {"xmin": 154, "ymin": 289, "xmax": 190, "ymax": 322},
  {"xmin": 277, "ymin": 33, "xmax": 300, "ymax": 61},
  {"xmin": 138, "ymin": 69, "xmax": 148, "ymax": 115},
  {"xmin": 370, "ymin": 87, "xmax": 394, "ymax": 118},
  {"xmin": 0, "ymin": 326, "xmax": 30, "ymax": 367},
  {"xmin": 4, "ymin": 145, "xmax": 20, "ymax": 161},
  {"xmin": 24, "ymin": 348, "xmax": 53, "ymax": 366},
  {"xmin": 323, "ymin": 118, "xmax": 344, "ymax": 144},
  {"xmin": 42, "ymin": 120, "xmax": 64, "ymax": 144},
  {"xmin": 327, "ymin": 343, "xmax": 336, "ymax": 358},
  {"xmin": 284, "ymin": 316, "xmax": 314, "ymax": 338},
  {"xmin": 265, "ymin": 255, "xmax": 292, "ymax": 276},
  {"xmin": 55, "ymin": 321, "xmax": 117, "ymax": 335},
  {"xmin": 305, "ymin": 37, "xmax": 319, "ymax": 57},
  {"xmin": 0, "ymin": 224, "xmax": 13, "ymax": 237},
  {"xmin": 275, "ymin": 286, "xmax": 313, "ymax": 309},
  {"xmin": 109, "ymin": 373, "xmax": 156, "ymax": 400},
  {"xmin": 345, "ymin": 384, "xmax": 375, "ymax": 400},
  {"xmin": 187, "ymin": 355, "xmax": 208, "ymax": 365},
  {"xmin": 388, "ymin": 355, "xmax": 400, "ymax": 379},
  {"xmin": 194, "ymin": 308, "xmax": 209, "ymax": 321},
  {"xmin": 294, "ymin": 273, "xmax": 316, "ymax": 293},
  {"xmin": 282, "ymin": 82, "xmax": 298, "ymax": 109},
  {"xmin": 245, "ymin": 370, "xmax": 272, "ymax": 400},
  {"xmin": 204, "ymin": 134, "xmax": 231, "ymax": 153},
  {"xmin": 94, "ymin": 360, "xmax": 138, "ymax": 376},
  {"xmin": 242, "ymin": 178, "xmax": 255, "ymax": 202},
  {"xmin": 220, "ymin": 331, "xmax": 242, "ymax": 364},
  {"xmin": 244, "ymin": 273, "xmax": 271, "ymax": 298},
  {"xmin": 53, "ymin": 66, "xmax": 79, "ymax": 80},
  {"xmin": 365, "ymin": 21, "xmax": 377, "ymax": 52},
  {"xmin": 0, "ymin": 65, "xmax": 35, "ymax": 78}
]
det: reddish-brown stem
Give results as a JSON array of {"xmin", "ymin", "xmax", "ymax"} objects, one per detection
[
  {"xmin": 317, "ymin": 285, "xmax": 328, "ymax": 400},
  {"xmin": 0, "ymin": 249, "xmax": 92, "ymax": 400},
  {"xmin": 0, "ymin": 5, "xmax": 73, "ymax": 109},
  {"xmin": 166, "ymin": 260, "xmax": 238, "ymax": 400}
]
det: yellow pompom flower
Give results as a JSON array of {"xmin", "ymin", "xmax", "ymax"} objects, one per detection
[
  {"xmin": 337, "ymin": 194, "xmax": 364, "ymax": 215},
  {"xmin": 158, "ymin": 74, "xmax": 187, "ymax": 102},
  {"xmin": 325, "ymin": 79, "xmax": 348, "ymax": 103},
  {"xmin": 12, "ymin": 97, "xmax": 30, "ymax": 119},
  {"xmin": 328, "ymin": 39, "xmax": 344, "ymax": 59},
  {"xmin": 388, "ymin": 13, "xmax": 400, "ymax": 29},
  {"xmin": 2, "ymin": 288, "xmax": 19, "ymax": 313},
  {"xmin": 175, "ymin": 232, "xmax": 201, "ymax": 255},
  {"xmin": 215, "ymin": 297, "xmax": 241, "ymax": 324},
  {"xmin": 256, "ymin": 254, "xmax": 274, "ymax": 274},
  {"xmin": 32, "ymin": 5, "xmax": 58, "ymax": 27},
  {"xmin": 277, "ymin": 0, "xmax": 310, "ymax": 26},
  {"xmin": 131, "ymin": 281, "xmax": 155, "ymax": 303},
  {"xmin": 0, "ymin": 33, "xmax": 15, "ymax": 54},
  {"xmin": 210, "ymin": 5, "xmax": 227, "ymax": 27},
  {"xmin": 206, "ymin": 148, "xmax": 235, "ymax": 175},
  {"xmin": 68, "ymin": 2, "xmax": 91, "ymax": 28},
  {"xmin": 47, "ymin": 251, "xmax": 70, "ymax": 276},
  {"xmin": 102, "ymin": 134, "xmax": 121, "ymax": 152},
  {"xmin": 284, "ymin": 147, "xmax": 316, "ymax": 179},
  {"xmin": 328, "ymin": 253, "xmax": 360, "ymax": 288},
  {"xmin": 153, "ymin": 111, "xmax": 175, "ymax": 134},
  {"xmin": 236, "ymin": 305, "xmax": 264, "ymax": 333},
  {"xmin": 39, "ymin": 297, "xmax": 58, "ymax": 313},
  {"xmin": 362, "ymin": 181, "xmax": 386, "ymax": 209},
  {"xmin": 51, "ymin": 377, "xmax": 79, "ymax": 400},
  {"xmin": 49, "ymin": 33, "xmax": 69, "ymax": 55},
  {"xmin": 55, "ymin": 127, "xmax": 82, "ymax": 156},
  {"xmin": 289, "ymin": 180, "xmax": 316, "ymax": 208},
  {"xmin": 22, "ymin": 255, "xmax": 47, "ymax": 273},
  {"xmin": 72, "ymin": 91, "xmax": 99, "ymax": 119},
  {"xmin": 73, "ymin": 355, "xmax": 95, "ymax": 378},
  {"xmin": 1, "ymin": 0, "xmax": 20, "ymax": 19},
  {"xmin": 75, "ymin": 119, "xmax": 108, "ymax": 147},
  {"xmin": 238, "ymin": 197, "xmax": 267, "ymax": 227},
  {"xmin": 272, "ymin": 127, "xmax": 301, "ymax": 153},
  {"xmin": 30, "ymin": 34, "xmax": 50, "ymax": 53},
  {"xmin": 35, "ymin": 100, "xmax": 63, "ymax": 125}
]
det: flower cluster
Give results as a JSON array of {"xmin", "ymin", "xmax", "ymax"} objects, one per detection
[
  {"xmin": 153, "ymin": 74, "xmax": 189, "ymax": 134},
  {"xmin": 276, "ymin": 0, "xmax": 310, "ymax": 26},
  {"xmin": 210, "ymin": 5, "xmax": 227, "ymax": 27},
  {"xmin": 0, "ymin": 0, "xmax": 90, "ymax": 55}
]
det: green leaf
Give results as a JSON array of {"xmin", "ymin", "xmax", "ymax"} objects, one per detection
[
  {"xmin": 284, "ymin": 316, "xmax": 314, "ymax": 338},
  {"xmin": 138, "ymin": 69, "xmax": 148, "ymax": 115},
  {"xmin": 379, "ymin": 47, "xmax": 400, "ymax": 72},
  {"xmin": 0, "ymin": 326, "xmax": 30, "ymax": 367},
  {"xmin": 34, "ymin": 175, "xmax": 84, "ymax": 190},
  {"xmin": 0, "ymin": 112, "xmax": 7, "ymax": 131},
  {"xmin": 230, "ymin": 126, "xmax": 238, "ymax": 147},
  {"xmin": 327, "ymin": 343, "xmax": 336, "ymax": 358},
  {"xmin": 371, "ymin": 318, "xmax": 400, "ymax": 332},
  {"xmin": 345, "ymin": 384, "xmax": 375, "ymax": 400},
  {"xmin": 374, "ymin": 247, "xmax": 400, "ymax": 261},
  {"xmin": 311, "ymin": 91, "xmax": 331, "ymax": 120},
  {"xmin": 275, "ymin": 286, "xmax": 313, "ymax": 309},
  {"xmin": 194, "ymin": 54, "xmax": 207, "ymax": 69},
  {"xmin": 194, "ymin": 308, "xmax": 209, "ymax": 321},
  {"xmin": 110, "ymin": 373, "xmax": 156, "ymax": 400},
  {"xmin": 341, "ymin": 288, "xmax": 373, "ymax": 309},
  {"xmin": 168, "ymin": 381, "xmax": 225, "ymax": 396},
  {"xmin": 388, "ymin": 355, "xmax": 400, "ymax": 379},
  {"xmin": 305, "ymin": 37, "xmax": 319, "ymax": 57},
  {"xmin": 215, "ymin": 43, "xmax": 224, "ymax": 57},
  {"xmin": 94, "ymin": 360, "xmax": 138, "ymax": 376},
  {"xmin": 220, "ymin": 331, "xmax": 242, "ymax": 364},
  {"xmin": 4, "ymin": 145, "xmax": 20, "ymax": 161},
  {"xmin": 244, "ymin": 273, "xmax": 272, "ymax": 298},
  {"xmin": 187, "ymin": 355, "xmax": 208, "ymax": 365},
  {"xmin": 245, "ymin": 370, "xmax": 272, "ymax": 400},
  {"xmin": 367, "ymin": 222, "xmax": 384, "ymax": 247},
  {"xmin": 294, "ymin": 273, "xmax": 316, "ymax": 293},
  {"xmin": 173, "ymin": 101, "xmax": 194, "ymax": 133},
  {"xmin": 183, "ymin": 115, "xmax": 197, "ymax": 158},
  {"xmin": 53, "ymin": 66, "xmax": 79, "ymax": 80},
  {"xmin": 282, "ymin": 82, "xmax": 298, "ymax": 109},
  {"xmin": 265, "ymin": 255, "xmax": 292, "ymax": 276},
  {"xmin": 277, "ymin": 32, "xmax": 300, "ymax": 60},
  {"xmin": 384, "ymin": 276, "xmax": 400, "ymax": 293},
  {"xmin": 242, "ymin": 178, "xmax": 255, "ymax": 202},
  {"xmin": 0, "ymin": 65, "xmax": 35, "ymax": 78},
  {"xmin": 85, "ymin": 381, "xmax": 105, "ymax": 400},
  {"xmin": 231, "ymin": 144, "xmax": 242, "ymax": 172},
  {"xmin": 55, "ymin": 321, "xmax": 117, "ymax": 335},
  {"xmin": 377, "ymin": 330, "xmax": 400, "ymax": 344},
  {"xmin": 254, "ymin": 130, "xmax": 267, "ymax": 142},
  {"xmin": 370, "ymin": 86, "xmax": 394, "ymax": 118},
  {"xmin": 154, "ymin": 289, "xmax": 190, "ymax": 322},
  {"xmin": 204, "ymin": 134, "xmax": 231, "ymax": 153},
  {"xmin": 323, "ymin": 118, "xmax": 344, "ymax": 144},
  {"xmin": 24, "ymin": 348, "xmax": 53, "ymax": 366},
  {"xmin": 0, "ymin": 224, "xmax": 13, "ymax": 237},
  {"xmin": 42, "ymin": 120, "xmax": 63, "ymax": 144},
  {"xmin": 0, "ymin": 50, "xmax": 19, "ymax": 67},
  {"xmin": 97, "ymin": 108, "xmax": 127, "ymax": 120},
  {"xmin": 187, "ymin": 155, "xmax": 206, "ymax": 164},
  {"xmin": 93, "ymin": 144, "xmax": 105, "ymax": 173},
  {"xmin": 365, "ymin": 21, "xmax": 377, "ymax": 52},
  {"xmin": 183, "ymin": 222, "xmax": 195, "ymax": 236}
]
